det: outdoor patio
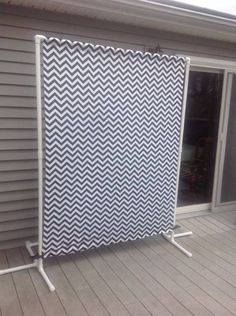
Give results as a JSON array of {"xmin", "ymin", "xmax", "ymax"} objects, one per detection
[{"xmin": 0, "ymin": 211, "xmax": 236, "ymax": 316}]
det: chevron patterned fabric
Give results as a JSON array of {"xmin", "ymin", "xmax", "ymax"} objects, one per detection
[{"xmin": 41, "ymin": 37, "xmax": 187, "ymax": 258}]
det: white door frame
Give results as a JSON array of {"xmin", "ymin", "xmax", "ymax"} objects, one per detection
[
  {"xmin": 212, "ymin": 69, "xmax": 236, "ymax": 212},
  {"xmin": 177, "ymin": 56, "xmax": 236, "ymax": 215}
]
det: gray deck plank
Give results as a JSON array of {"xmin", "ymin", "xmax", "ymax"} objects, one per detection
[
  {"xmin": 145, "ymin": 236, "xmax": 236, "ymax": 315},
  {"xmin": 216, "ymin": 211, "xmax": 236, "ymax": 223},
  {"xmin": 195, "ymin": 228, "xmax": 236, "ymax": 253},
  {"xmin": 194, "ymin": 216, "xmax": 236, "ymax": 250},
  {"xmin": 124, "ymin": 239, "xmax": 229, "ymax": 316},
  {"xmin": 98, "ymin": 246, "xmax": 182, "ymax": 316},
  {"xmin": 212, "ymin": 214, "xmax": 236, "ymax": 229},
  {"xmin": 179, "ymin": 219, "xmax": 236, "ymax": 264},
  {"xmin": 86, "ymin": 249, "xmax": 151, "ymax": 316},
  {"xmin": 6, "ymin": 248, "xmax": 45, "ymax": 316},
  {"xmin": 164, "ymin": 227, "xmax": 236, "ymax": 301},
  {"xmin": 110, "ymin": 241, "xmax": 212, "ymax": 316},
  {"xmin": 202, "ymin": 215, "xmax": 233, "ymax": 232},
  {"xmin": 195, "ymin": 216, "xmax": 228, "ymax": 233},
  {"xmin": 180, "ymin": 219, "xmax": 236, "ymax": 276},
  {"xmin": 44, "ymin": 258, "xmax": 89, "ymax": 316},
  {"xmin": 71, "ymin": 252, "xmax": 131, "ymax": 316},
  {"xmin": 181, "ymin": 219, "xmax": 236, "ymax": 272},
  {"xmin": 21, "ymin": 248, "xmax": 67, "ymax": 316},
  {"xmin": 181, "ymin": 229, "xmax": 236, "ymax": 287},
  {"xmin": 209, "ymin": 231, "xmax": 236, "ymax": 253},
  {"xmin": 181, "ymin": 221, "xmax": 235, "ymax": 286},
  {"xmin": 193, "ymin": 217, "xmax": 236, "ymax": 250},
  {"xmin": 58, "ymin": 255, "xmax": 110, "ymax": 316},
  {"xmin": 0, "ymin": 250, "xmax": 23, "ymax": 316}
]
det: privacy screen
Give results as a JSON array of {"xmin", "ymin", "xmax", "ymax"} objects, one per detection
[{"xmin": 41, "ymin": 37, "xmax": 187, "ymax": 258}]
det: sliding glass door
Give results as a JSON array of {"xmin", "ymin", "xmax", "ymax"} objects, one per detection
[
  {"xmin": 177, "ymin": 69, "xmax": 223, "ymax": 209},
  {"xmin": 176, "ymin": 58, "xmax": 236, "ymax": 213},
  {"xmin": 213, "ymin": 71, "xmax": 236, "ymax": 211}
]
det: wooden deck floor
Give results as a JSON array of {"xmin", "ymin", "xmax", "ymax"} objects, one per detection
[{"xmin": 0, "ymin": 211, "xmax": 236, "ymax": 316}]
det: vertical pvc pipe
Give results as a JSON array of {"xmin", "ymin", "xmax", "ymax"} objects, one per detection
[
  {"xmin": 35, "ymin": 35, "xmax": 46, "ymax": 258},
  {"xmin": 0, "ymin": 37, "xmax": 57, "ymax": 286},
  {"xmin": 173, "ymin": 57, "xmax": 190, "ymax": 227}
]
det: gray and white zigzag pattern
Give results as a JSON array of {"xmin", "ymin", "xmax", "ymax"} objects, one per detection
[{"xmin": 42, "ymin": 37, "xmax": 186, "ymax": 258}]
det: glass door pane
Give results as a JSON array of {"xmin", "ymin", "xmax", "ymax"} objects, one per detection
[
  {"xmin": 177, "ymin": 70, "xmax": 223, "ymax": 207},
  {"xmin": 220, "ymin": 74, "xmax": 236, "ymax": 203}
]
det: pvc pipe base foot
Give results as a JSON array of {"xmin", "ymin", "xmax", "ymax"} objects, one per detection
[
  {"xmin": 38, "ymin": 266, "xmax": 55, "ymax": 291},
  {"xmin": 162, "ymin": 231, "xmax": 193, "ymax": 257},
  {"xmin": 0, "ymin": 240, "xmax": 55, "ymax": 292}
]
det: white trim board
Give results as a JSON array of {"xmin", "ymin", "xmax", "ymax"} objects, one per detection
[
  {"xmin": 177, "ymin": 203, "xmax": 211, "ymax": 214},
  {"xmin": 188, "ymin": 56, "xmax": 236, "ymax": 70},
  {"xmin": 1, "ymin": 0, "xmax": 236, "ymax": 43}
]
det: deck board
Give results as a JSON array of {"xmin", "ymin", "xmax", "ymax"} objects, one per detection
[
  {"xmin": 0, "ymin": 250, "xmax": 23, "ymax": 316},
  {"xmin": 58, "ymin": 255, "xmax": 110, "ymax": 316},
  {"xmin": 99, "ymin": 246, "xmax": 176, "ymax": 315},
  {"xmin": 126, "ymin": 240, "xmax": 213, "ymax": 316},
  {"xmin": 147, "ymin": 236, "xmax": 236, "ymax": 315},
  {"xmin": 166, "ymin": 230, "xmax": 236, "ymax": 300},
  {"xmin": 6, "ymin": 248, "xmax": 45, "ymax": 316},
  {"xmin": 21, "ymin": 248, "xmax": 67, "ymax": 316},
  {"xmin": 44, "ymin": 258, "xmax": 89, "ymax": 316},
  {"xmin": 0, "ymin": 210, "xmax": 236, "ymax": 316},
  {"xmin": 71, "ymin": 252, "xmax": 131, "ymax": 316},
  {"xmin": 86, "ymin": 249, "xmax": 151, "ymax": 316},
  {"xmin": 180, "ymin": 220, "xmax": 236, "ymax": 276}
]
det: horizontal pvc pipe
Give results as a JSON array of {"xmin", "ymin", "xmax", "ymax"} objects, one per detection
[
  {"xmin": 0, "ymin": 262, "xmax": 37, "ymax": 275},
  {"xmin": 174, "ymin": 232, "xmax": 193, "ymax": 238}
]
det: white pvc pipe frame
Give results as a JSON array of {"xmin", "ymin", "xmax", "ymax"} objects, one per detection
[
  {"xmin": 0, "ymin": 35, "xmax": 192, "ymax": 292},
  {"xmin": 0, "ymin": 35, "xmax": 55, "ymax": 292},
  {"xmin": 162, "ymin": 54, "xmax": 192, "ymax": 258}
]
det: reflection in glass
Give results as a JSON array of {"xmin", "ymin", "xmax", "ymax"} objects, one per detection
[{"xmin": 178, "ymin": 71, "xmax": 223, "ymax": 207}]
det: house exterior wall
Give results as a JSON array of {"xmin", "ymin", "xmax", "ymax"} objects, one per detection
[{"xmin": 0, "ymin": 3, "xmax": 236, "ymax": 249}]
